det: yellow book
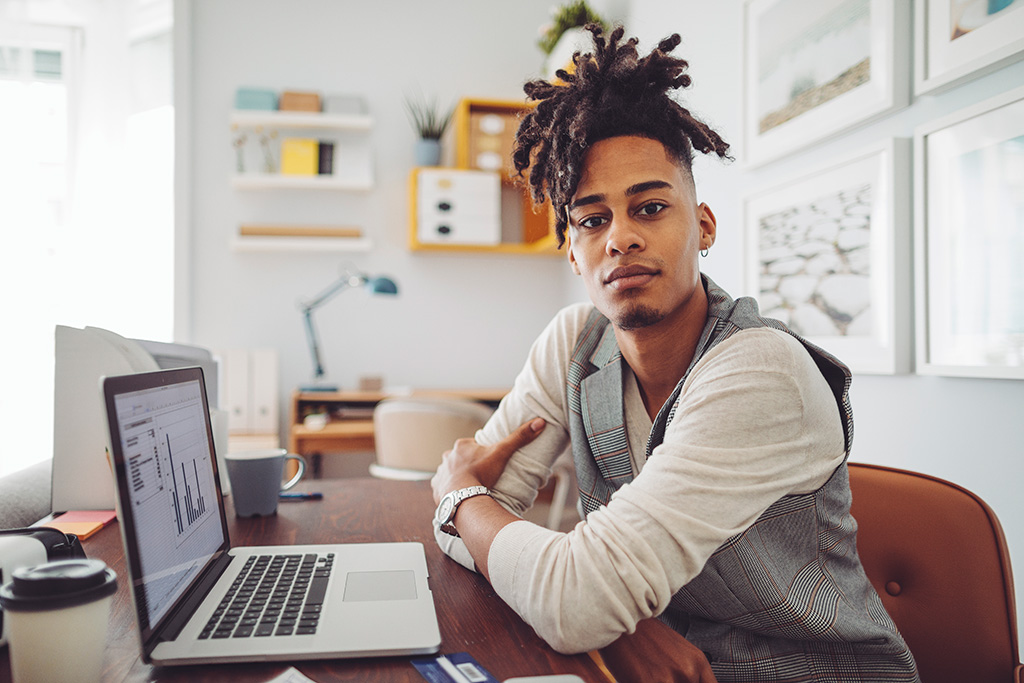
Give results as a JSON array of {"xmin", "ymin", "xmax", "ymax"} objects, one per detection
[{"xmin": 280, "ymin": 138, "xmax": 319, "ymax": 176}]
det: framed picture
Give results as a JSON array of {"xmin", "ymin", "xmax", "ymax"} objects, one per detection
[
  {"xmin": 744, "ymin": 138, "xmax": 911, "ymax": 374},
  {"xmin": 914, "ymin": 85, "xmax": 1024, "ymax": 379},
  {"xmin": 741, "ymin": 0, "xmax": 909, "ymax": 167},
  {"xmin": 915, "ymin": 0, "xmax": 1024, "ymax": 95}
]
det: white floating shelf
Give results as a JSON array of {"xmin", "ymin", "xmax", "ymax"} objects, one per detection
[
  {"xmin": 231, "ymin": 236, "xmax": 374, "ymax": 253},
  {"xmin": 230, "ymin": 110, "xmax": 373, "ymax": 131},
  {"xmin": 231, "ymin": 174, "xmax": 373, "ymax": 191}
]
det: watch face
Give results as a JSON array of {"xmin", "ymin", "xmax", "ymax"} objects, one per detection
[{"xmin": 436, "ymin": 496, "xmax": 454, "ymax": 524}]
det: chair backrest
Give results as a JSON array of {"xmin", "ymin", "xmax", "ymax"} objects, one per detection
[
  {"xmin": 372, "ymin": 396, "xmax": 494, "ymax": 474},
  {"xmin": 848, "ymin": 462, "xmax": 1022, "ymax": 683}
]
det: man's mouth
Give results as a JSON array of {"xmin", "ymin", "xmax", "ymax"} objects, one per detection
[{"xmin": 605, "ymin": 264, "xmax": 659, "ymax": 289}]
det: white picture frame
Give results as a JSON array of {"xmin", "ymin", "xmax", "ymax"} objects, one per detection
[
  {"xmin": 915, "ymin": 0, "xmax": 1024, "ymax": 96},
  {"xmin": 744, "ymin": 138, "xmax": 911, "ymax": 375},
  {"xmin": 741, "ymin": 0, "xmax": 909, "ymax": 168},
  {"xmin": 914, "ymin": 85, "xmax": 1024, "ymax": 379}
]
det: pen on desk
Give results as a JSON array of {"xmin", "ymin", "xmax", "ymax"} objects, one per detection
[{"xmin": 279, "ymin": 492, "xmax": 323, "ymax": 501}]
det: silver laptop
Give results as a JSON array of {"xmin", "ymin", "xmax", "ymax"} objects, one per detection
[{"xmin": 101, "ymin": 366, "xmax": 440, "ymax": 666}]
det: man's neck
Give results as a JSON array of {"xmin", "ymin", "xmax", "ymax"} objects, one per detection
[{"xmin": 613, "ymin": 285, "xmax": 709, "ymax": 421}]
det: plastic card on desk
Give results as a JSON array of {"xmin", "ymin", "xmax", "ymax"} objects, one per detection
[{"xmin": 412, "ymin": 652, "xmax": 498, "ymax": 683}]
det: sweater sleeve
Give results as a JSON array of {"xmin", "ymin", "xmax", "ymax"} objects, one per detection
[
  {"xmin": 432, "ymin": 303, "xmax": 592, "ymax": 570},
  {"xmin": 485, "ymin": 328, "xmax": 846, "ymax": 653}
]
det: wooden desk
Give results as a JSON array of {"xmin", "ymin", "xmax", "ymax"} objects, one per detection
[
  {"xmin": 289, "ymin": 389, "xmax": 507, "ymax": 477},
  {"xmin": 0, "ymin": 479, "xmax": 605, "ymax": 682}
]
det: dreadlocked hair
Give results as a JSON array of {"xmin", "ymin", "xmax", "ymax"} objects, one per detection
[{"xmin": 513, "ymin": 24, "xmax": 732, "ymax": 247}]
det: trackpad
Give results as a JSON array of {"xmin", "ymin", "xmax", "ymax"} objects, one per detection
[{"xmin": 343, "ymin": 570, "xmax": 418, "ymax": 602}]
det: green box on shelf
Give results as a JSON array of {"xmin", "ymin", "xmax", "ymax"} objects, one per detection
[{"xmin": 235, "ymin": 88, "xmax": 278, "ymax": 110}]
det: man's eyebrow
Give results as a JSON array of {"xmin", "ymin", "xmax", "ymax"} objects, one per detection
[
  {"xmin": 568, "ymin": 180, "xmax": 673, "ymax": 212},
  {"xmin": 626, "ymin": 180, "xmax": 673, "ymax": 195},
  {"xmin": 568, "ymin": 193, "xmax": 604, "ymax": 211}
]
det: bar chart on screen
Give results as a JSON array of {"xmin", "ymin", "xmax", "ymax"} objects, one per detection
[{"xmin": 116, "ymin": 380, "xmax": 220, "ymax": 549}]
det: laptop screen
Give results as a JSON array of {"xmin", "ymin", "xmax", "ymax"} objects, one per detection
[{"xmin": 106, "ymin": 369, "xmax": 228, "ymax": 633}]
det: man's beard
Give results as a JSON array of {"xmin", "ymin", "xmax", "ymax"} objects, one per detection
[{"xmin": 614, "ymin": 303, "xmax": 666, "ymax": 331}]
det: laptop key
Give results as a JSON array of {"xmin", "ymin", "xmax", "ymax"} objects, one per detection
[
  {"xmin": 255, "ymin": 623, "xmax": 275, "ymax": 637},
  {"xmin": 305, "ymin": 576, "xmax": 329, "ymax": 605}
]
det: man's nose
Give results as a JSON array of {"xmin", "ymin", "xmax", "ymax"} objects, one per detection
[{"xmin": 605, "ymin": 217, "xmax": 645, "ymax": 255}]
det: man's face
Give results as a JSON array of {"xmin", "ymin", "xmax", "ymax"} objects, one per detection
[{"xmin": 566, "ymin": 135, "xmax": 716, "ymax": 331}]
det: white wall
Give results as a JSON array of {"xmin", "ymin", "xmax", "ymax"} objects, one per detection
[
  {"xmin": 628, "ymin": 0, "xmax": 1024, "ymax": 651},
  {"xmin": 185, "ymin": 1, "xmax": 586, "ymax": 417}
]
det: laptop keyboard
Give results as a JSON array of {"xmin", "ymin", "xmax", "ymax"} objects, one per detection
[{"xmin": 199, "ymin": 552, "xmax": 335, "ymax": 639}]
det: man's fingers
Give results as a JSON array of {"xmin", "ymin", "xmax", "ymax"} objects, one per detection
[{"xmin": 493, "ymin": 417, "xmax": 546, "ymax": 457}]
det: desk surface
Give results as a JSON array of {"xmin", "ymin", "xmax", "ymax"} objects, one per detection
[{"xmin": 0, "ymin": 479, "xmax": 605, "ymax": 683}]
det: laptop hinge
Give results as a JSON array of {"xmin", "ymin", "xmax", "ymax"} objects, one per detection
[{"xmin": 144, "ymin": 551, "xmax": 234, "ymax": 659}]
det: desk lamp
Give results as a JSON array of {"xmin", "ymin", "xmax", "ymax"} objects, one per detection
[{"xmin": 299, "ymin": 268, "xmax": 398, "ymax": 392}]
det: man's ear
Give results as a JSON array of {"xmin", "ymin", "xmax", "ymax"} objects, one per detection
[
  {"xmin": 567, "ymin": 234, "xmax": 581, "ymax": 275},
  {"xmin": 698, "ymin": 203, "xmax": 717, "ymax": 249}
]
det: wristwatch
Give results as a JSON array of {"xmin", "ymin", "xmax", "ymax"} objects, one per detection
[{"xmin": 434, "ymin": 485, "xmax": 490, "ymax": 537}]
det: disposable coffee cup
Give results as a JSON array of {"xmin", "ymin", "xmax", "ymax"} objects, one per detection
[
  {"xmin": 0, "ymin": 558, "xmax": 117, "ymax": 683},
  {"xmin": 225, "ymin": 448, "xmax": 306, "ymax": 517}
]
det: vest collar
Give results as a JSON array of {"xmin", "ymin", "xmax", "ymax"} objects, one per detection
[{"xmin": 587, "ymin": 321, "xmax": 622, "ymax": 369}]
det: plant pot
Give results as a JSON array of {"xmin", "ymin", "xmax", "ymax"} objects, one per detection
[{"xmin": 415, "ymin": 138, "xmax": 442, "ymax": 166}]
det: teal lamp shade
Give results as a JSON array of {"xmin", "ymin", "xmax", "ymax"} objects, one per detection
[{"xmin": 367, "ymin": 277, "xmax": 398, "ymax": 296}]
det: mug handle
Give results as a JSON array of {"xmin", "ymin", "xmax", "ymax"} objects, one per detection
[{"xmin": 281, "ymin": 454, "xmax": 306, "ymax": 491}]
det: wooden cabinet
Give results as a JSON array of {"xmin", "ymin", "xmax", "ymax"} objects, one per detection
[{"xmin": 408, "ymin": 98, "xmax": 557, "ymax": 254}]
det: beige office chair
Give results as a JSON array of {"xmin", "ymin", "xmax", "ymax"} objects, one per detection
[
  {"xmin": 370, "ymin": 396, "xmax": 495, "ymax": 481},
  {"xmin": 371, "ymin": 396, "xmax": 576, "ymax": 531},
  {"xmin": 848, "ymin": 462, "xmax": 1023, "ymax": 683}
]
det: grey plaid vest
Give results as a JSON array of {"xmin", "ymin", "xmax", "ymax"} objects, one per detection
[{"xmin": 567, "ymin": 275, "xmax": 918, "ymax": 682}]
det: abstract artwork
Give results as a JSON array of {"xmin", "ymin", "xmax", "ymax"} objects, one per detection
[
  {"xmin": 745, "ymin": 139, "xmax": 911, "ymax": 374},
  {"xmin": 755, "ymin": 0, "xmax": 872, "ymax": 136},
  {"xmin": 742, "ymin": 0, "xmax": 908, "ymax": 166},
  {"xmin": 949, "ymin": 0, "xmax": 1020, "ymax": 38},
  {"xmin": 915, "ymin": 0, "xmax": 1024, "ymax": 93},
  {"xmin": 915, "ymin": 86, "xmax": 1024, "ymax": 378},
  {"xmin": 756, "ymin": 183, "xmax": 873, "ymax": 337}
]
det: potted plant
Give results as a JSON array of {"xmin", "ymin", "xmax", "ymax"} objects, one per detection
[
  {"xmin": 537, "ymin": 1, "xmax": 608, "ymax": 80},
  {"xmin": 404, "ymin": 94, "xmax": 453, "ymax": 167}
]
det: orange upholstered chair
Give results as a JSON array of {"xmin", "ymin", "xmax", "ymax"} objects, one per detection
[{"xmin": 848, "ymin": 462, "xmax": 1023, "ymax": 683}]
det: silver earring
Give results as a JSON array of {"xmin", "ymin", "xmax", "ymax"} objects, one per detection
[{"xmin": 700, "ymin": 246, "xmax": 709, "ymax": 258}]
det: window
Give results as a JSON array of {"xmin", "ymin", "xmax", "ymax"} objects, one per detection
[{"xmin": 0, "ymin": 11, "xmax": 175, "ymax": 479}]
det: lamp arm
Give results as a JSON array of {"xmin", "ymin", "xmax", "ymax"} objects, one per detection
[
  {"xmin": 298, "ymin": 271, "xmax": 366, "ymax": 384},
  {"xmin": 302, "ymin": 307, "xmax": 326, "ymax": 381},
  {"xmin": 301, "ymin": 272, "xmax": 367, "ymax": 311}
]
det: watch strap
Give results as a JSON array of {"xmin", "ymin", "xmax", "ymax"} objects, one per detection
[{"xmin": 438, "ymin": 485, "xmax": 490, "ymax": 536}]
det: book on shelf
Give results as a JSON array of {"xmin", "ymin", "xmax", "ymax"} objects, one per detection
[
  {"xmin": 280, "ymin": 137, "xmax": 319, "ymax": 175},
  {"xmin": 318, "ymin": 141, "xmax": 334, "ymax": 175}
]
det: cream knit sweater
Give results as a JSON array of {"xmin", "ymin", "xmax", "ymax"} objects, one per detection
[{"xmin": 435, "ymin": 302, "xmax": 845, "ymax": 654}]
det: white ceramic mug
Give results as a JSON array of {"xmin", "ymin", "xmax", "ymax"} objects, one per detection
[{"xmin": 224, "ymin": 448, "xmax": 306, "ymax": 517}]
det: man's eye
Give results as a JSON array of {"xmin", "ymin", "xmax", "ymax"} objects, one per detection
[
  {"xmin": 579, "ymin": 216, "xmax": 608, "ymax": 229},
  {"xmin": 638, "ymin": 202, "xmax": 666, "ymax": 216}
]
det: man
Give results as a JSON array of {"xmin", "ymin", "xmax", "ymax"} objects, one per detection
[{"xmin": 431, "ymin": 25, "xmax": 918, "ymax": 683}]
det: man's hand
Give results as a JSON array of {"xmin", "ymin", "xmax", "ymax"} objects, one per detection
[
  {"xmin": 431, "ymin": 417, "xmax": 546, "ymax": 504},
  {"xmin": 599, "ymin": 618, "xmax": 718, "ymax": 683}
]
